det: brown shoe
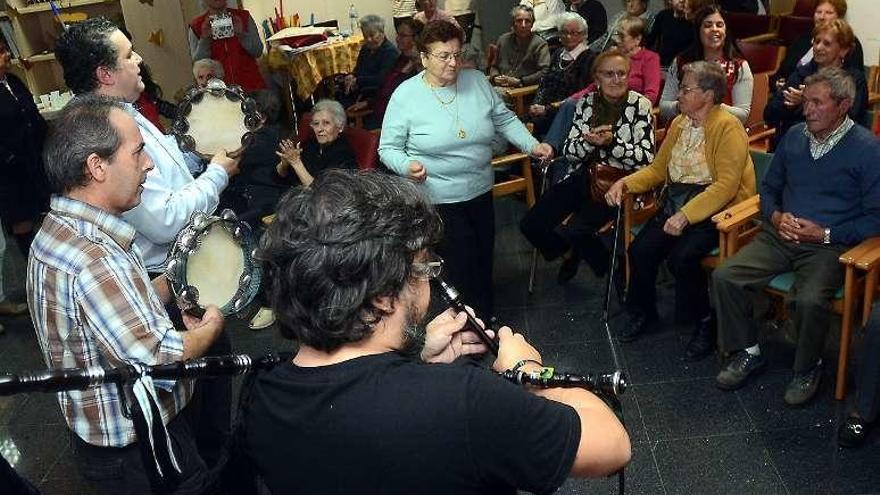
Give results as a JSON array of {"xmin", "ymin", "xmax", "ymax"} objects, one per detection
[{"xmin": 0, "ymin": 300, "xmax": 27, "ymax": 316}]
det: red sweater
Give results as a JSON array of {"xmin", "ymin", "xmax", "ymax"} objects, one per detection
[{"xmin": 190, "ymin": 8, "xmax": 266, "ymax": 92}]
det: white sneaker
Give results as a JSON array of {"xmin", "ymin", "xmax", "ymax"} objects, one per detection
[{"xmin": 249, "ymin": 307, "xmax": 276, "ymax": 330}]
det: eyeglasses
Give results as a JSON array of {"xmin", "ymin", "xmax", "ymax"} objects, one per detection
[
  {"xmin": 412, "ymin": 256, "xmax": 444, "ymax": 280},
  {"xmin": 678, "ymin": 85, "xmax": 703, "ymax": 95},
  {"xmin": 426, "ymin": 51, "xmax": 465, "ymax": 63},
  {"xmin": 560, "ymin": 30, "xmax": 585, "ymax": 37},
  {"xmin": 598, "ymin": 70, "xmax": 628, "ymax": 81}
]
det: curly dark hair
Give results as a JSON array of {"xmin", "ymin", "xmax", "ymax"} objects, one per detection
[
  {"xmin": 55, "ymin": 17, "xmax": 120, "ymax": 94},
  {"xmin": 416, "ymin": 19, "xmax": 464, "ymax": 52},
  {"xmin": 259, "ymin": 170, "xmax": 442, "ymax": 351}
]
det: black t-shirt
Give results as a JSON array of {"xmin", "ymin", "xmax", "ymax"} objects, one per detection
[
  {"xmin": 242, "ymin": 353, "xmax": 581, "ymax": 495},
  {"xmin": 646, "ymin": 9, "xmax": 694, "ymax": 67}
]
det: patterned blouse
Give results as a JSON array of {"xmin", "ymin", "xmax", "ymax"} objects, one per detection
[{"xmin": 562, "ymin": 90, "xmax": 656, "ymax": 178}]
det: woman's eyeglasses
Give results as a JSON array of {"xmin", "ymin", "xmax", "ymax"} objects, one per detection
[
  {"xmin": 598, "ymin": 70, "xmax": 628, "ymax": 81},
  {"xmin": 426, "ymin": 51, "xmax": 465, "ymax": 63}
]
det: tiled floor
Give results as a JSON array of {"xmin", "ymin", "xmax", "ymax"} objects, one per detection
[{"xmin": 1, "ymin": 197, "xmax": 879, "ymax": 494}]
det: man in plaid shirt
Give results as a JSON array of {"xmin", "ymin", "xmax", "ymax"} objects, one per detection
[{"xmin": 27, "ymin": 95, "xmax": 225, "ymax": 494}]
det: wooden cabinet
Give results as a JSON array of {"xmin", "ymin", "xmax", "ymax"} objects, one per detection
[{"xmin": 3, "ymin": 0, "xmax": 122, "ymax": 95}]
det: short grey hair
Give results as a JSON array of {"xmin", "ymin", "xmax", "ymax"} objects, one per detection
[
  {"xmin": 359, "ymin": 15, "xmax": 386, "ymax": 36},
  {"xmin": 43, "ymin": 94, "xmax": 125, "ymax": 194},
  {"xmin": 804, "ymin": 66, "xmax": 856, "ymax": 103},
  {"xmin": 682, "ymin": 60, "xmax": 726, "ymax": 104},
  {"xmin": 312, "ymin": 99, "xmax": 347, "ymax": 128},
  {"xmin": 510, "ymin": 5, "xmax": 535, "ymax": 22},
  {"xmin": 556, "ymin": 12, "xmax": 588, "ymax": 35},
  {"xmin": 192, "ymin": 58, "xmax": 224, "ymax": 80}
]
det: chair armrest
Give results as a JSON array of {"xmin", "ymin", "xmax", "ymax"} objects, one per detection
[
  {"xmin": 491, "ymin": 152, "xmax": 529, "ymax": 168},
  {"xmin": 504, "ymin": 84, "xmax": 539, "ymax": 98},
  {"xmin": 849, "ymin": 237, "xmax": 880, "ymax": 270},
  {"xmin": 711, "ymin": 195, "xmax": 760, "ymax": 226}
]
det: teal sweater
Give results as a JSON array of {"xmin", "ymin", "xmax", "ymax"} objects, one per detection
[{"xmin": 378, "ymin": 69, "xmax": 538, "ymax": 204}]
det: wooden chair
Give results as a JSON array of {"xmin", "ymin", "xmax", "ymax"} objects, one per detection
[
  {"xmin": 491, "ymin": 123, "xmax": 537, "ymax": 208},
  {"xmin": 744, "ymin": 72, "xmax": 776, "ymax": 151},
  {"xmin": 502, "ymin": 85, "xmax": 540, "ymax": 119},
  {"xmin": 866, "ymin": 65, "xmax": 880, "ymax": 109},
  {"xmin": 485, "ymin": 43, "xmax": 499, "ymax": 75},
  {"xmin": 741, "ymin": 16, "xmax": 813, "ymax": 46}
]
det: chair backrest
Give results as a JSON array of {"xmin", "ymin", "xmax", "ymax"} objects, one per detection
[
  {"xmin": 749, "ymin": 149, "xmax": 773, "ymax": 183},
  {"xmin": 725, "ymin": 12, "xmax": 773, "ymax": 40},
  {"xmin": 745, "ymin": 71, "xmax": 772, "ymax": 130},
  {"xmin": 312, "ymin": 73, "xmax": 350, "ymax": 101},
  {"xmin": 455, "ymin": 12, "xmax": 477, "ymax": 44},
  {"xmin": 736, "ymin": 41, "xmax": 784, "ymax": 74},
  {"xmin": 297, "ymin": 113, "xmax": 379, "ymax": 170},
  {"xmin": 776, "ymin": 16, "xmax": 814, "ymax": 46},
  {"xmin": 790, "ymin": 0, "xmax": 817, "ymax": 17}
]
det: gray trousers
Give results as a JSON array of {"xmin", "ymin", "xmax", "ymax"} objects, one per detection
[
  {"xmin": 855, "ymin": 304, "xmax": 880, "ymax": 422},
  {"xmin": 712, "ymin": 228, "xmax": 845, "ymax": 372}
]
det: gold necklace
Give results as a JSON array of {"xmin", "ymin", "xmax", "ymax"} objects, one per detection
[{"xmin": 424, "ymin": 75, "xmax": 466, "ymax": 139}]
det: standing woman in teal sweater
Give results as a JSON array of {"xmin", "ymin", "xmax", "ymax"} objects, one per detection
[{"xmin": 379, "ymin": 20, "xmax": 553, "ymax": 317}]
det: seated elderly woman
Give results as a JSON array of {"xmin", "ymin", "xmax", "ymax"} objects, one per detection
[
  {"xmin": 659, "ymin": 5, "xmax": 753, "ymax": 124},
  {"xmin": 192, "ymin": 58, "xmax": 225, "ymax": 87},
  {"xmin": 276, "ymin": 99, "xmax": 357, "ymax": 187},
  {"xmin": 348, "ymin": 18, "xmax": 424, "ymax": 129},
  {"xmin": 765, "ymin": 18, "xmax": 867, "ymax": 149},
  {"xmin": 606, "ymin": 61, "xmax": 755, "ymax": 359},
  {"xmin": 528, "ymin": 12, "xmax": 595, "ymax": 135},
  {"xmin": 343, "ymin": 15, "xmax": 400, "ymax": 101},
  {"xmin": 521, "ymin": 49, "xmax": 655, "ymax": 283}
]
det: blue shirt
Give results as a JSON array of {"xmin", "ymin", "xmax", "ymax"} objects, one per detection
[{"xmin": 379, "ymin": 69, "xmax": 538, "ymax": 204}]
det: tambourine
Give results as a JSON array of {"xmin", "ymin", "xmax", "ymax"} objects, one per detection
[
  {"xmin": 173, "ymin": 78, "xmax": 262, "ymax": 159},
  {"xmin": 165, "ymin": 209, "xmax": 261, "ymax": 316}
]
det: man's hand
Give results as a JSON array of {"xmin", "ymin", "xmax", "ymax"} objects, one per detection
[
  {"xmin": 151, "ymin": 274, "xmax": 172, "ymax": 305},
  {"xmin": 212, "ymin": 149, "xmax": 241, "ymax": 178},
  {"xmin": 530, "ymin": 142, "xmax": 554, "ymax": 161},
  {"xmin": 605, "ymin": 179, "xmax": 627, "ymax": 206},
  {"xmin": 663, "ymin": 211, "xmax": 689, "ymax": 236},
  {"xmin": 772, "ymin": 211, "xmax": 824, "ymax": 243},
  {"xmin": 421, "ymin": 307, "xmax": 494, "ymax": 363},
  {"xmin": 180, "ymin": 305, "xmax": 225, "ymax": 360},
  {"xmin": 182, "ymin": 305, "xmax": 224, "ymax": 332},
  {"xmin": 407, "ymin": 161, "xmax": 427, "ymax": 183},
  {"xmin": 492, "ymin": 327, "xmax": 542, "ymax": 373}
]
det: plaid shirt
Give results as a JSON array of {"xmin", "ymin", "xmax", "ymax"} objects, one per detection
[
  {"xmin": 804, "ymin": 117, "xmax": 854, "ymax": 160},
  {"xmin": 27, "ymin": 196, "xmax": 192, "ymax": 447}
]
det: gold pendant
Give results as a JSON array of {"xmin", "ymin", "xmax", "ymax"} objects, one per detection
[{"xmin": 458, "ymin": 128, "xmax": 466, "ymax": 139}]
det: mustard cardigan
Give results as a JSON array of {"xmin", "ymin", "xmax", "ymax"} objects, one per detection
[{"xmin": 623, "ymin": 105, "xmax": 756, "ymax": 224}]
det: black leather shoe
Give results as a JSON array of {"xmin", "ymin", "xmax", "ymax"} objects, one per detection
[
  {"xmin": 557, "ymin": 253, "xmax": 580, "ymax": 284},
  {"xmin": 684, "ymin": 316, "xmax": 716, "ymax": 361},
  {"xmin": 619, "ymin": 312, "xmax": 656, "ymax": 343},
  {"xmin": 839, "ymin": 416, "xmax": 871, "ymax": 448}
]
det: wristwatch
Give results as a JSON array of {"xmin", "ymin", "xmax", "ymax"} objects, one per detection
[{"xmin": 823, "ymin": 227, "xmax": 832, "ymax": 245}]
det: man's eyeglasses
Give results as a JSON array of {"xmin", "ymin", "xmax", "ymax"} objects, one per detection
[
  {"xmin": 598, "ymin": 70, "xmax": 628, "ymax": 81},
  {"xmin": 426, "ymin": 51, "xmax": 465, "ymax": 63},
  {"xmin": 412, "ymin": 256, "xmax": 444, "ymax": 280}
]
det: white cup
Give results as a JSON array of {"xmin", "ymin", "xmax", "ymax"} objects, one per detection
[{"xmin": 39, "ymin": 94, "xmax": 51, "ymax": 108}]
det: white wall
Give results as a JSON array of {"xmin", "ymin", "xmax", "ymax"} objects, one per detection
[
  {"xmin": 846, "ymin": 0, "xmax": 879, "ymax": 66},
  {"xmin": 242, "ymin": 0, "xmax": 393, "ymax": 34}
]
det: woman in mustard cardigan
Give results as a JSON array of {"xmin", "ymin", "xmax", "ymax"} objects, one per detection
[{"xmin": 606, "ymin": 60, "xmax": 755, "ymax": 358}]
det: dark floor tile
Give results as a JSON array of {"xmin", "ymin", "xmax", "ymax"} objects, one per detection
[
  {"xmin": 619, "ymin": 327, "xmax": 719, "ymax": 385},
  {"xmin": 37, "ymin": 444, "xmax": 95, "ymax": 495},
  {"xmin": 763, "ymin": 424, "xmax": 880, "ymax": 495},
  {"xmin": 736, "ymin": 368, "xmax": 840, "ymax": 433},
  {"xmin": 635, "ymin": 379, "xmax": 753, "ymax": 441},
  {"xmin": 0, "ymin": 423, "xmax": 69, "ymax": 487},
  {"xmin": 6, "ymin": 393, "xmax": 65, "ymax": 426},
  {"xmin": 523, "ymin": 306, "xmax": 612, "ymax": 346},
  {"xmin": 653, "ymin": 433, "xmax": 786, "ymax": 495},
  {"xmin": 556, "ymin": 443, "xmax": 664, "ymax": 495}
]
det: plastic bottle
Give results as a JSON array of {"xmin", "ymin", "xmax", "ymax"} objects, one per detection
[{"xmin": 349, "ymin": 4, "xmax": 359, "ymax": 34}]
